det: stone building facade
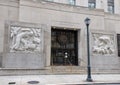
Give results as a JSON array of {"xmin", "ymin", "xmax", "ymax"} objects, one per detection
[{"xmin": 0, "ymin": 0, "xmax": 120, "ymax": 75}]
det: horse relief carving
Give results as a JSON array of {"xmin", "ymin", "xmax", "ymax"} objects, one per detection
[
  {"xmin": 10, "ymin": 26, "xmax": 41, "ymax": 53},
  {"xmin": 92, "ymin": 33, "xmax": 114, "ymax": 55}
]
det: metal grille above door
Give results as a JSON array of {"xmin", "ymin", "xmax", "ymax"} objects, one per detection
[{"xmin": 51, "ymin": 28, "xmax": 78, "ymax": 66}]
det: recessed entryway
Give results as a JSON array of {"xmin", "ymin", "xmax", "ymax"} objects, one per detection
[{"xmin": 51, "ymin": 27, "xmax": 78, "ymax": 66}]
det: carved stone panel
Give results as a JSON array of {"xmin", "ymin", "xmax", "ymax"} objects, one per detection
[
  {"xmin": 10, "ymin": 26, "xmax": 41, "ymax": 53},
  {"xmin": 92, "ymin": 33, "xmax": 115, "ymax": 55},
  {"xmin": 3, "ymin": 21, "xmax": 45, "ymax": 69}
]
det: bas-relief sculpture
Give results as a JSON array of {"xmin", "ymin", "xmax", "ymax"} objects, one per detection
[
  {"xmin": 10, "ymin": 26, "xmax": 41, "ymax": 53},
  {"xmin": 92, "ymin": 33, "xmax": 114, "ymax": 55}
]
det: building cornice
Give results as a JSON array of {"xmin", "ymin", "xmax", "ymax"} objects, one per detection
[
  {"xmin": 20, "ymin": 0, "xmax": 105, "ymax": 17},
  {"xmin": 0, "ymin": 0, "xmax": 19, "ymax": 7}
]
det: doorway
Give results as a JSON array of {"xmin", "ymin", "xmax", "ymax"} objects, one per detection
[{"xmin": 51, "ymin": 27, "xmax": 78, "ymax": 66}]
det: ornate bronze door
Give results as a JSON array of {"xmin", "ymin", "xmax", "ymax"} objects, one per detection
[{"xmin": 51, "ymin": 28, "xmax": 78, "ymax": 66}]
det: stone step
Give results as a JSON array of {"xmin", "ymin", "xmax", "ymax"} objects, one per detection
[
  {"xmin": 50, "ymin": 66, "xmax": 120, "ymax": 74},
  {"xmin": 0, "ymin": 67, "xmax": 120, "ymax": 75},
  {"xmin": 50, "ymin": 66, "xmax": 87, "ymax": 74},
  {"xmin": 91, "ymin": 69, "xmax": 120, "ymax": 74}
]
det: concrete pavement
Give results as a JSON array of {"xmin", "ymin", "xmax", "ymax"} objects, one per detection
[{"xmin": 0, "ymin": 74, "xmax": 120, "ymax": 85}]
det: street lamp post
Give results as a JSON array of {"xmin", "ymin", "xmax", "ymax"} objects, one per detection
[{"xmin": 84, "ymin": 17, "xmax": 93, "ymax": 82}]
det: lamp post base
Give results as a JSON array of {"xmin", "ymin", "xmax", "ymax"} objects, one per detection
[{"xmin": 86, "ymin": 77, "xmax": 93, "ymax": 82}]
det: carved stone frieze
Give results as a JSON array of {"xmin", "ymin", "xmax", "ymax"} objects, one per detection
[
  {"xmin": 10, "ymin": 26, "xmax": 42, "ymax": 53},
  {"xmin": 92, "ymin": 33, "xmax": 114, "ymax": 55}
]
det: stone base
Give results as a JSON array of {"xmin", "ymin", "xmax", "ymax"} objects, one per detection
[{"xmin": 3, "ymin": 53, "xmax": 45, "ymax": 69}]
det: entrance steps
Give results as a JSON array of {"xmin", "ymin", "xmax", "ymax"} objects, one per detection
[
  {"xmin": 0, "ymin": 67, "xmax": 120, "ymax": 75},
  {"xmin": 50, "ymin": 66, "xmax": 87, "ymax": 74},
  {"xmin": 91, "ymin": 68, "xmax": 120, "ymax": 74},
  {"xmin": 50, "ymin": 66, "xmax": 120, "ymax": 74}
]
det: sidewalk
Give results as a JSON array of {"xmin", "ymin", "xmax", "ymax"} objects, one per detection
[{"xmin": 0, "ymin": 74, "xmax": 120, "ymax": 85}]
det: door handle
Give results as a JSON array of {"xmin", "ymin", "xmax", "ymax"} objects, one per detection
[{"xmin": 64, "ymin": 52, "xmax": 68, "ymax": 58}]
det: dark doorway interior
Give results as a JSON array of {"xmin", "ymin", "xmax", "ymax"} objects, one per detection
[
  {"xmin": 51, "ymin": 27, "xmax": 78, "ymax": 66},
  {"xmin": 117, "ymin": 34, "xmax": 120, "ymax": 57}
]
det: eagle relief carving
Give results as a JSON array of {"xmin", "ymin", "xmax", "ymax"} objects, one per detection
[
  {"xmin": 92, "ymin": 33, "xmax": 114, "ymax": 55},
  {"xmin": 10, "ymin": 26, "xmax": 42, "ymax": 53}
]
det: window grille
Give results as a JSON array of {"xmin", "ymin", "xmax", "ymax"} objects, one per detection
[
  {"xmin": 108, "ymin": 0, "xmax": 114, "ymax": 13},
  {"xmin": 46, "ymin": 0, "xmax": 54, "ymax": 2},
  {"xmin": 88, "ymin": 0, "xmax": 96, "ymax": 8},
  {"xmin": 68, "ymin": 0, "xmax": 76, "ymax": 5}
]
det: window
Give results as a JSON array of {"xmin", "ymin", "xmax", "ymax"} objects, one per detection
[
  {"xmin": 88, "ymin": 0, "xmax": 96, "ymax": 9},
  {"xmin": 47, "ymin": 0, "xmax": 54, "ymax": 2},
  {"xmin": 108, "ymin": 0, "xmax": 114, "ymax": 13},
  {"xmin": 68, "ymin": 0, "xmax": 76, "ymax": 5},
  {"xmin": 117, "ymin": 34, "xmax": 120, "ymax": 57}
]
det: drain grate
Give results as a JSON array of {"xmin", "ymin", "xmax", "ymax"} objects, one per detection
[
  {"xmin": 8, "ymin": 82, "xmax": 16, "ymax": 84},
  {"xmin": 27, "ymin": 81, "xmax": 39, "ymax": 84}
]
